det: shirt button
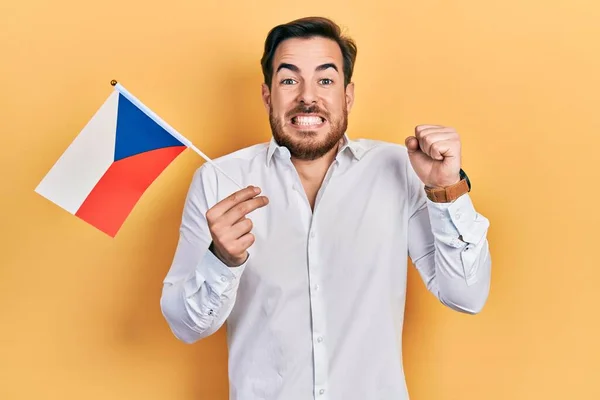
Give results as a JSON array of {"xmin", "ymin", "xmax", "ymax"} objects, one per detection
[
  {"xmin": 220, "ymin": 276, "xmax": 227, "ymax": 282},
  {"xmin": 310, "ymin": 231, "xmax": 316, "ymax": 238},
  {"xmin": 317, "ymin": 336, "xmax": 323, "ymax": 343},
  {"xmin": 319, "ymin": 389, "xmax": 325, "ymax": 395},
  {"xmin": 455, "ymin": 213, "xmax": 461, "ymax": 220}
]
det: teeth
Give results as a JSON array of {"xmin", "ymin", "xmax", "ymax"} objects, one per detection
[{"xmin": 293, "ymin": 116, "xmax": 323, "ymax": 126}]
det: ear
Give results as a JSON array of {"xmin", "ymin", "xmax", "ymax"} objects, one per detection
[
  {"xmin": 345, "ymin": 82, "xmax": 355, "ymax": 113},
  {"xmin": 261, "ymin": 83, "xmax": 271, "ymax": 113}
]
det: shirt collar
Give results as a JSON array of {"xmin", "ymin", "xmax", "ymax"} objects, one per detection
[{"xmin": 266, "ymin": 133, "xmax": 364, "ymax": 166}]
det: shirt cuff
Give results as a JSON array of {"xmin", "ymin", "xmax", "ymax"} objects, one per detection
[
  {"xmin": 426, "ymin": 193, "xmax": 489, "ymax": 247},
  {"xmin": 184, "ymin": 249, "xmax": 248, "ymax": 299}
]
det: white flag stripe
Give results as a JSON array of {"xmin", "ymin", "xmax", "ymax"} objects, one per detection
[{"xmin": 35, "ymin": 90, "xmax": 119, "ymax": 214}]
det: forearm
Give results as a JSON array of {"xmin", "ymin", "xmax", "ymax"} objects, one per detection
[
  {"xmin": 410, "ymin": 194, "xmax": 492, "ymax": 314},
  {"xmin": 429, "ymin": 227, "xmax": 491, "ymax": 314},
  {"xmin": 161, "ymin": 248, "xmax": 246, "ymax": 343},
  {"xmin": 161, "ymin": 164, "xmax": 249, "ymax": 343}
]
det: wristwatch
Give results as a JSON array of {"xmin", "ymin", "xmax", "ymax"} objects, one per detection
[{"xmin": 425, "ymin": 169, "xmax": 471, "ymax": 203}]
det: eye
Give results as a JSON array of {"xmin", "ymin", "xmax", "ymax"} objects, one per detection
[
  {"xmin": 281, "ymin": 78, "xmax": 297, "ymax": 85},
  {"xmin": 319, "ymin": 78, "xmax": 334, "ymax": 85}
]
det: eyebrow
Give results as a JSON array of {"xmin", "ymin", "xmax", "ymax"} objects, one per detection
[
  {"xmin": 316, "ymin": 63, "xmax": 338, "ymax": 72},
  {"xmin": 276, "ymin": 62, "xmax": 339, "ymax": 74}
]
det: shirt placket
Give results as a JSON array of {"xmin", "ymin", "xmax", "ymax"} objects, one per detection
[
  {"xmin": 307, "ymin": 220, "xmax": 328, "ymax": 399},
  {"xmin": 308, "ymin": 161, "xmax": 339, "ymax": 400},
  {"xmin": 287, "ymin": 155, "xmax": 340, "ymax": 400}
]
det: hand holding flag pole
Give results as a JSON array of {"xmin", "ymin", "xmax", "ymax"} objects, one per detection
[{"xmin": 110, "ymin": 80, "xmax": 243, "ymax": 190}]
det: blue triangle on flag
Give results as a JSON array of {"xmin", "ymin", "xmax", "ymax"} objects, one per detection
[{"xmin": 114, "ymin": 94, "xmax": 184, "ymax": 161}]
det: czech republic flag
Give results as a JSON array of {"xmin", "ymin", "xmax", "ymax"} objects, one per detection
[{"xmin": 35, "ymin": 81, "xmax": 188, "ymax": 237}]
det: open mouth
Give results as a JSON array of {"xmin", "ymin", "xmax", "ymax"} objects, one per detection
[{"xmin": 290, "ymin": 115, "xmax": 326, "ymax": 128}]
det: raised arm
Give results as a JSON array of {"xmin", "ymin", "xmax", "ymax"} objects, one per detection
[
  {"xmin": 404, "ymin": 125, "xmax": 492, "ymax": 314},
  {"xmin": 160, "ymin": 165, "xmax": 268, "ymax": 343}
]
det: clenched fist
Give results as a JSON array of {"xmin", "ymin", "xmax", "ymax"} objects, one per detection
[
  {"xmin": 206, "ymin": 186, "xmax": 269, "ymax": 267},
  {"xmin": 405, "ymin": 125, "xmax": 462, "ymax": 188}
]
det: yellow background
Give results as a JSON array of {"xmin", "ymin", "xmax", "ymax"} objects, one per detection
[{"xmin": 2, "ymin": 0, "xmax": 599, "ymax": 399}]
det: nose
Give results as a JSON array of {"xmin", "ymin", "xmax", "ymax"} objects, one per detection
[{"xmin": 297, "ymin": 81, "xmax": 317, "ymax": 104}]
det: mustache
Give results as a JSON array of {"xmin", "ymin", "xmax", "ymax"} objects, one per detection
[{"xmin": 285, "ymin": 104, "xmax": 329, "ymax": 119}]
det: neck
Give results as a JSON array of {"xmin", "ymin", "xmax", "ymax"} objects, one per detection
[{"xmin": 291, "ymin": 140, "xmax": 341, "ymax": 210}]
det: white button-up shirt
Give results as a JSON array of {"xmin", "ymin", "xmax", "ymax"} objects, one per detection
[{"xmin": 161, "ymin": 134, "xmax": 492, "ymax": 400}]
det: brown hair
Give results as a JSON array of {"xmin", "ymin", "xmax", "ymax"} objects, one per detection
[{"xmin": 260, "ymin": 16, "xmax": 358, "ymax": 88}]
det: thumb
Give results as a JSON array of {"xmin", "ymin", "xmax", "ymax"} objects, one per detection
[{"xmin": 405, "ymin": 136, "xmax": 419, "ymax": 153}]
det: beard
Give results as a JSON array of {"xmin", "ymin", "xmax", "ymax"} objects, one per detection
[{"xmin": 269, "ymin": 102, "xmax": 348, "ymax": 161}]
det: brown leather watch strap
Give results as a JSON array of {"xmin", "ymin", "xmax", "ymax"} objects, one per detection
[{"xmin": 425, "ymin": 179, "xmax": 470, "ymax": 203}]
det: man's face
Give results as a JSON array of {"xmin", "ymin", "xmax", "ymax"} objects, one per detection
[{"xmin": 262, "ymin": 36, "xmax": 355, "ymax": 161}]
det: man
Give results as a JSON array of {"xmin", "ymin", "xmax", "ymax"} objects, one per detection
[{"xmin": 160, "ymin": 16, "xmax": 491, "ymax": 400}]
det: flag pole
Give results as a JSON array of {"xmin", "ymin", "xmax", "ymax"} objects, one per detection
[{"xmin": 110, "ymin": 80, "xmax": 244, "ymax": 190}]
